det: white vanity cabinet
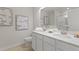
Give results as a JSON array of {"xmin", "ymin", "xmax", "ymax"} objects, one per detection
[
  {"xmin": 43, "ymin": 41, "xmax": 55, "ymax": 51},
  {"xmin": 32, "ymin": 33, "xmax": 37, "ymax": 50},
  {"xmin": 32, "ymin": 32, "xmax": 79, "ymax": 51},
  {"xmin": 32, "ymin": 33, "xmax": 43, "ymax": 51},
  {"xmin": 56, "ymin": 40, "xmax": 79, "ymax": 51},
  {"xmin": 43, "ymin": 36, "xmax": 55, "ymax": 51},
  {"xmin": 32, "ymin": 32, "xmax": 56, "ymax": 51},
  {"xmin": 36, "ymin": 34, "xmax": 43, "ymax": 51}
]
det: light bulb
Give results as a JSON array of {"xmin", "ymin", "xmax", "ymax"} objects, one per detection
[{"xmin": 67, "ymin": 8, "xmax": 69, "ymax": 10}]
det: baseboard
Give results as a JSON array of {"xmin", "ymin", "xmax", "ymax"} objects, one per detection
[{"xmin": 0, "ymin": 42, "xmax": 24, "ymax": 51}]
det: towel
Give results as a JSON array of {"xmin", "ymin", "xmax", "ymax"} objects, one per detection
[{"xmin": 74, "ymin": 32, "xmax": 79, "ymax": 38}]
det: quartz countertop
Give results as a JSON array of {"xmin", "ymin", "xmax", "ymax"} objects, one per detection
[{"xmin": 33, "ymin": 30, "xmax": 79, "ymax": 47}]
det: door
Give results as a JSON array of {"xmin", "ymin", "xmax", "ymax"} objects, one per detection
[{"xmin": 36, "ymin": 38, "xmax": 43, "ymax": 51}]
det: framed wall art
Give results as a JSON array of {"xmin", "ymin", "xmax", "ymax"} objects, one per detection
[
  {"xmin": 0, "ymin": 7, "xmax": 13, "ymax": 26},
  {"xmin": 15, "ymin": 15, "xmax": 29, "ymax": 31}
]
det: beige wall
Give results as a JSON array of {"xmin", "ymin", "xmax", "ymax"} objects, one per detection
[{"xmin": 0, "ymin": 7, "xmax": 34, "ymax": 50}]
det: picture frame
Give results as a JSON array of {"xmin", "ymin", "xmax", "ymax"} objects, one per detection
[
  {"xmin": 15, "ymin": 15, "xmax": 29, "ymax": 31},
  {"xmin": 0, "ymin": 7, "xmax": 13, "ymax": 26}
]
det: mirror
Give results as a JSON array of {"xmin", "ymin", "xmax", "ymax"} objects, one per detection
[
  {"xmin": 40, "ymin": 7, "xmax": 79, "ymax": 32},
  {"xmin": 56, "ymin": 7, "xmax": 79, "ymax": 32},
  {"xmin": 40, "ymin": 7, "xmax": 56, "ymax": 29},
  {"xmin": 67, "ymin": 8, "xmax": 79, "ymax": 31}
]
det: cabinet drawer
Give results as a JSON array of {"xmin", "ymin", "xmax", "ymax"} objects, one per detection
[
  {"xmin": 56, "ymin": 40, "xmax": 79, "ymax": 51},
  {"xmin": 44, "ymin": 36, "xmax": 55, "ymax": 46}
]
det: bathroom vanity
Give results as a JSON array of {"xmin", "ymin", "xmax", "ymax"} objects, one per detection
[
  {"xmin": 32, "ymin": 7, "xmax": 79, "ymax": 51},
  {"xmin": 32, "ymin": 30, "xmax": 79, "ymax": 51}
]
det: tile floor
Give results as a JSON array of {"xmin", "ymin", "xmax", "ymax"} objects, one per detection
[{"xmin": 6, "ymin": 43, "xmax": 33, "ymax": 51}]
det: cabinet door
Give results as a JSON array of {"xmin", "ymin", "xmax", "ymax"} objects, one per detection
[
  {"xmin": 56, "ymin": 40, "xmax": 79, "ymax": 51},
  {"xmin": 32, "ymin": 34, "xmax": 37, "ymax": 50},
  {"xmin": 56, "ymin": 48, "xmax": 64, "ymax": 51},
  {"xmin": 32, "ymin": 33, "xmax": 43, "ymax": 51},
  {"xmin": 43, "ymin": 36, "xmax": 55, "ymax": 51},
  {"xmin": 36, "ymin": 38, "xmax": 43, "ymax": 51},
  {"xmin": 43, "ymin": 41, "xmax": 55, "ymax": 51},
  {"xmin": 44, "ymin": 36, "xmax": 55, "ymax": 46}
]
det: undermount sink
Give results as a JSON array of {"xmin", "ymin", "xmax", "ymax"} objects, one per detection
[
  {"xmin": 47, "ymin": 31, "xmax": 53, "ymax": 33},
  {"xmin": 45, "ymin": 29, "xmax": 59, "ymax": 34}
]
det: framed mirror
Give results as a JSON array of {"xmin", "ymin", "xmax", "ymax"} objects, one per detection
[
  {"xmin": 40, "ymin": 7, "xmax": 57, "ymax": 29},
  {"xmin": 40, "ymin": 7, "xmax": 79, "ymax": 32}
]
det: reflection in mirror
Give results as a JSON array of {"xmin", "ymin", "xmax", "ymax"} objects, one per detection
[
  {"xmin": 56, "ymin": 7, "xmax": 71, "ymax": 33},
  {"xmin": 40, "ymin": 7, "xmax": 56, "ymax": 30},
  {"xmin": 40, "ymin": 7, "xmax": 79, "ymax": 34},
  {"xmin": 56, "ymin": 7, "xmax": 79, "ymax": 32},
  {"xmin": 68, "ymin": 8, "xmax": 79, "ymax": 31}
]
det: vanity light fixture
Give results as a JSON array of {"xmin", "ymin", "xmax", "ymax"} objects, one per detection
[
  {"xmin": 67, "ymin": 8, "xmax": 70, "ymax": 10},
  {"xmin": 64, "ymin": 8, "xmax": 71, "ymax": 18}
]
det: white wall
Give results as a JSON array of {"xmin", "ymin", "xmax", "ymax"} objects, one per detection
[
  {"xmin": 48, "ymin": 11, "xmax": 55, "ymax": 26},
  {"xmin": 68, "ymin": 8, "xmax": 79, "ymax": 31},
  {"xmin": 33, "ymin": 7, "xmax": 40, "ymax": 28},
  {"xmin": 0, "ymin": 7, "xmax": 34, "ymax": 50}
]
